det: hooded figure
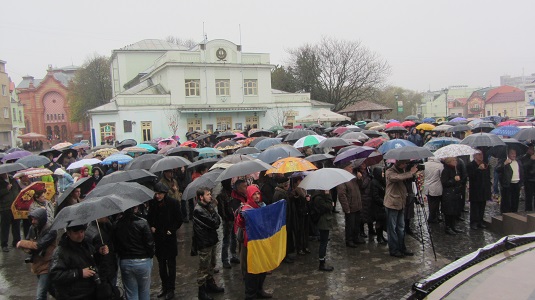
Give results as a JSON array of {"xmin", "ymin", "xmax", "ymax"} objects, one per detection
[
  {"xmin": 17, "ymin": 208, "xmax": 57, "ymax": 300},
  {"xmin": 408, "ymin": 128, "xmax": 423, "ymax": 147},
  {"xmin": 54, "ymin": 168, "xmax": 74, "ymax": 194}
]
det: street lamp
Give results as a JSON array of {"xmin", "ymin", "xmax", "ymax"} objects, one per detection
[
  {"xmin": 395, "ymin": 94, "xmax": 401, "ymax": 118},
  {"xmin": 443, "ymin": 88, "xmax": 449, "ymax": 120}
]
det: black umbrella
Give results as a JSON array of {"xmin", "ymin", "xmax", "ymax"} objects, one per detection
[
  {"xmin": 16, "ymin": 155, "xmax": 50, "ymax": 168},
  {"xmin": 123, "ymin": 154, "xmax": 164, "ymax": 170},
  {"xmin": 249, "ymin": 130, "xmax": 273, "ymax": 137},
  {"xmin": 186, "ymin": 130, "xmax": 203, "ymax": 138},
  {"xmin": 337, "ymin": 145, "xmax": 359, "ymax": 154},
  {"xmin": 308, "ymin": 124, "xmax": 325, "ymax": 129},
  {"xmin": 488, "ymin": 138, "xmax": 528, "ymax": 158},
  {"xmin": 194, "ymin": 134, "xmax": 211, "ymax": 141},
  {"xmin": 0, "ymin": 163, "xmax": 28, "ymax": 174},
  {"xmin": 235, "ymin": 147, "xmax": 261, "ymax": 155},
  {"xmin": 166, "ymin": 147, "xmax": 200, "ymax": 157},
  {"xmin": 216, "ymin": 131, "xmax": 237, "ymax": 139},
  {"xmin": 283, "ymin": 130, "xmax": 316, "ymax": 142},
  {"xmin": 304, "ymin": 153, "xmax": 334, "ymax": 163},
  {"xmin": 444, "ymin": 121, "xmax": 460, "ymax": 126},
  {"xmin": 471, "ymin": 122, "xmax": 495, "ymax": 133},
  {"xmin": 362, "ymin": 130, "xmax": 382, "ymax": 138},
  {"xmin": 39, "ymin": 148, "xmax": 62, "ymax": 158},
  {"xmin": 182, "ymin": 169, "xmax": 224, "ymax": 200},
  {"xmin": 187, "ymin": 158, "xmax": 220, "ymax": 170},
  {"xmin": 405, "ymin": 115, "xmax": 420, "ymax": 121},
  {"xmin": 96, "ymin": 169, "xmax": 157, "ymax": 187},
  {"xmin": 383, "ymin": 146, "xmax": 434, "ymax": 160},
  {"xmin": 59, "ymin": 149, "xmax": 78, "ymax": 160},
  {"xmin": 385, "ymin": 126, "xmax": 408, "ymax": 134},
  {"xmin": 447, "ymin": 125, "xmax": 471, "ymax": 133},
  {"xmin": 149, "ymin": 156, "xmax": 191, "ymax": 173},
  {"xmin": 514, "ymin": 128, "xmax": 535, "ymax": 142},
  {"xmin": 214, "ymin": 140, "xmax": 240, "ymax": 151},
  {"xmin": 117, "ymin": 139, "xmax": 137, "ymax": 148},
  {"xmin": 57, "ymin": 177, "xmax": 93, "ymax": 206},
  {"xmin": 460, "ymin": 133, "xmax": 506, "ymax": 148},
  {"xmin": 324, "ymin": 127, "xmax": 336, "ymax": 133},
  {"xmin": 216, "ymin": 160, "xmax": 274, "ymax": 182},
  {"xmin": 257, "ymin": 145, "xmax": 303, "ymax": 164},
  {"xmin": 86, "ymin": 182, "xmax": 154, "ymax": 201},
  {"xmin": 248, "ymin": 136, "xmax": 268, "ymax": 147},
  {"xmin": 252, "ymin": 138, "xmax": 283, "ymax": 151},
  {"xmin": 317, "ymin": 137, "xmax": 351, "ymax": 149},
  {"xmin": 340, "ymin": 132, "xmax": 370, "ymax": 141}
]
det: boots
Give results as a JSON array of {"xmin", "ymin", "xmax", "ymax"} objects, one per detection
[
  {"xmin": 377, "ymin": 234, "xmax": 387, "ymax": 245},
  {"xmin": 205, "ymin": 278, "xmax": 225, "ymax": 293},
  {"xmin": 318, "ymin": 259, "xmax": 334, "ymax": 272},
  {"xmin": 198, "ymin": 285, "xmax": 213, "ymax": 300}
]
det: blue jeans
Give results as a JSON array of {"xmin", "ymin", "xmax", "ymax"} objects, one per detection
[
  {"xmin": 36, "ymin": 274, "xmax": 49, "ymax": 300},
  {"xmin": 385, "ymin": 208, "xmax": 406, "ymax": 255},
  {"xmin": 221, "ymin": 220, "xmax": 237, "ymax": 263},
  {"xmin": 120, "ymin": 258, "xmax": 152, "ymax": 300}
]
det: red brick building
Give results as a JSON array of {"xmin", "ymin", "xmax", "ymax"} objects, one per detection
[{"xmin": 16, "ymin": 66, "xmax": 89, "ymax": 143}]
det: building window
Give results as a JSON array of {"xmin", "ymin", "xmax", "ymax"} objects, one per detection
[
  {"xmin": 141, "ymin": 121, "xmax": 152, "ymax": 141},
  {"xmin": 286, "ymin": 116, "xmax": 295, "ymax": 127},
  {"xmin": 245, "ymin": 116, "xmax": 259, "ymax": 130},
  {"xmin": 19, "ymin": 110, "xmax": 22, "ymax": 121},
  {"xmin": 216, "ymin": 117, "xmax": 232, "ymax": 131},
  {"xmin": 1, "ymin": 85, "xmax": 6, "ymax": 96},
  {"xmin": 243, "ymin": 79, "xmax": 258, "ymax": 96},
  {"xmin": 185, "ymin": 80, "xmax": 200, "ymax": 96},
  {"xmin": 215, "ymin": 79, "xmax": 230, "ymax": 96},
  {"xmin": 187, "ymin": 118, "xmax": 202, "ymax": 132},
  {"xmin": 12, "ymin": 108, "xmax": 16, "ymax": 121},
  {"xmin": 3, "ymin": 108, "xmax": 8, "ymax": 119},
  {"xmin": 123, "ymin": 120, "xmax": 132, "ymax": 133},
  {"xmin": 100, "ymin": 122, "xmax": 116, "ymax": 142}
]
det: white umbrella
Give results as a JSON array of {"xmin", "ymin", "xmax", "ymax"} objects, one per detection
[
  {"xmin": 66, "ymin": 158, "xmax": 103, "ymax": 170},
  {"xmin": 433, "ymin": 144, "xmax": 479, "ymax": 159},
  {"xmin": 298, "ymin": 168, "xmax": 355, "ymax": 190}
]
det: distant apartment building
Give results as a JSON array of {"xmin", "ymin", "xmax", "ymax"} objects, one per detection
[
  {"xmin": 0, "ymin": 60, "xmax": 13, "ymax": 147},
  {"xmin": 500, "ymin": 73, "xmax": 535, "ymax": 90},
  {"xmin": 9, "ymin": 81, "xmax": 25, "ymax": 147}
]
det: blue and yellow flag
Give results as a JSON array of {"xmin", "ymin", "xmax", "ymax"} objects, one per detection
[{"xmin": 243, "ymin": 199, "xmax": 287, "ymax": 274}]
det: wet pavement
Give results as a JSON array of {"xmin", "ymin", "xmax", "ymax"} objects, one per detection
[{"xmin": 0, "ymin": 201, "xmax": 505, "ymax": 300}]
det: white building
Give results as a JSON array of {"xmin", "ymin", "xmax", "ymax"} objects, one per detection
[{"xmin": 89, "ymin": 39, "xmax": 331, "ymax": 145}]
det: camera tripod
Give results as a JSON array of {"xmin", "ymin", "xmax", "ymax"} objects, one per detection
[{"xmin": 411, "ymin": 179, "xmax": 437, "ymax": 261}]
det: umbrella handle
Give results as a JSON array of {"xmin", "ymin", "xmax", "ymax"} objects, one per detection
[{"xmin": 95, "ymin": 221, "xmax": 105, "ymax": 245}]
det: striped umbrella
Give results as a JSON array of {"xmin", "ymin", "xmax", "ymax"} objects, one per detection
[{"xmin": 293, "ymin": 135, "xmax": 327, "ymax": 148}]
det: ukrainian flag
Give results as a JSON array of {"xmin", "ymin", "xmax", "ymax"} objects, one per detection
[{"xmin": 243, "ymin": 199, "xmax": 287, "ymax": 274}]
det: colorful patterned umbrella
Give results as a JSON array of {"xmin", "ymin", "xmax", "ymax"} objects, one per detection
[
  {"xmin": 423, "ymin": 137, "xmax": 461, "ymax": 151},
  {"xmin": 490, "ymin": 126, "xmax": 521, "ymax": 137},
  {"xmin": 293, "ymin": 135, "xmax": 327, "ymax": 148},
  {"xmin": 498, "ymin": 120, "xmax": 519, "ymax": 127},
  {"xmin": 385, "ymin": 122, "xmax": 402, "ymax": 129},
  {"xmin": 14, "ymin": 168, "xmax": 53, "ymax": 179},
  {"xmin": 416, "ymin": 123, "xmax": 435, "ymax": 131},
  {"xmin": 433, "ymin": 144, "xmax": 479, "ymax": 159},
  {"xmin": 215, "ymin": 140, "xmax": 240, "ymax": 151},
  {"xmin": 378, "ymin": 139, "xmax": 417, "ymax": 154},
  {"xmin": 364, "ymin": 137, "xmax": 388, "ymax": 149},
  {"xmin": 94, "ymin": 148, "xmax": 119, "ymax": 158},
  {"xmin": 266, "ymin": 157, "xmax": 318, "ymax": 174},
  {"xmin": 52, "ymin": 142, "xmax": 73, "ymax": 150},
  {"xmin": 122, "ymin": 146, "xmax": 149, "ymax": 153},
  {"xmin": 11, "ymin": 182, "xmax": 50, "ymax": 219}
]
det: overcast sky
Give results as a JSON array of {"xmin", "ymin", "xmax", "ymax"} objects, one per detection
[{"xmin": 2, "ymin": 0, "xmax": 534, "ymax": 92}]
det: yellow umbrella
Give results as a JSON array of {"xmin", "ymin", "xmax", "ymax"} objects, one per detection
[
  {"xmin": 416, "ymin": 123, "xmax": 435, "ymax": 131},
  {"xmin": 266, "ymin": 157, "xmax": 318, "ymax": 174}
]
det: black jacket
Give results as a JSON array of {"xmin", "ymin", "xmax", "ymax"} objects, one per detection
[
  {"xmin": 49, "ymin": 234, "xmax": 97, "ymax": 300},
  {"xmin": 467, "ymin": 160, "xmax": 491, "ymax": 202},
  {"xmin": 193, "ymin": 202, "xmax": 221, "ymax": 249},
  {"xmin": 441, "ymin": 165, "xmax": 462, "ymax": 216},
  {"xmin": 496, "ymin": 159, "xmax": 524, "ymax": 187},
  {"xmin": 147, "ymin": 195, "xmax": 183, "ymax": 257},
  {"xmin": 521, "ymin": 154, "xmax": 535, "ymax": 182},
  {"xmin": 85, "ymin": 220, "xmax": 117, "ymax": 283},
  {"xmin": 113, "ymin": 213, "xmax": 154, "ymax": 259},
  {"xmin": 370, "ymin": 167, "xmax": 386, "ymax": 221}
]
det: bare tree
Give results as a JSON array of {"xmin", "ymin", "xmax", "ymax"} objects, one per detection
[
  {"xmin": 268, "ymin": 105, "xmax": 288, "ymax": 128},
  {"xmin": 165, "ymin": 36, "xmax": 197, "ymax": 49},
  {"xmin": 164, "ymin": 108, "xmax": 180, "ymax": 137}
]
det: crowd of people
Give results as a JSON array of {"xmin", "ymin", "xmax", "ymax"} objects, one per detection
[{"xmin": 0, "ymin": 118, "xmax": 534, "ymax": 300}]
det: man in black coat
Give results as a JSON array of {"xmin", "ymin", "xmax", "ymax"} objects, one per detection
[
  {"xmin": 147, "ymin": 183, "xmax": 183, "ymax": 300},
  {"xmin": 521, "ymin": 144, "xmax": 535, "ymax": 211},
  {"xmin": 467, "ymin": 151, "xmax": 491, "ymax": 229},
  {"xmin": 496, "ymin": 149, "xmax": 524, "ymax": 213}
]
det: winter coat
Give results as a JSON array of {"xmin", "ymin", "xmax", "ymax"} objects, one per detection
[
  {"xmin": 0, "ymin": 176, "xmax": 20, "ymax": 212},
  {"xmin": 234, "ymin": 185, "xmax": 261, "ymax": 247},
  {"xmin": 423, "ymin": 157, "xmax": 444, "ymax": 196},
  {"xmin": 217, "ymin": 188, "xmax": 236, "ymax": 222},
  {"xmin": 49, "ymin": 234, "xmax": 98, "ymax": 300},
  {"xmin": 357, "ymin": 168, "xmax": 373, "ymax": 223},
  {"xmin": 408, "ymin": 132, "xmax": 423, "ymax": 147},
  {"xmin": 440, "ymin": 164, "xmax": 462, "ymax": 216},
  {"xmin": 18, "ymin": 208, "xmax": 57, "ymax": 275},
  {"xmin": 337, "ymin": 178, "xmax": 362, "ymax": 214},
  {"xmin": 496, "ymin": 158, "xmax": 524, "ymax": 187},
  {"xmin": 370, "ymin": 167, "xmax": 386, "ymax": 221},
  {"xmin": 273, "ymin": 186, "xmax": 297, "ymax": 233},
  {"xmin": 384, "ymin": 166, "xmax": 414, "ymax": 210},
  {"xmin": 147, "ymin": 195, "xmax": 183, "ymax": 258},
  {"xmin": 158, "ymin": 176, "xmax": 181, "ymax": 202},
  {"xmin": 193, "ymin": 201, "xmax": 221, "ymax": 249},
  {"xmin": 521, "ymin": 154, "xmax": 535, "ymax": 182},
  {"xmin": 57, "ymin": 172, "xmax": 74, "ymax": 194},
  {"xmin": 85, "ymin": 220, "xmax": 117, "ymax": 284},
  {"xmin": 313, "ymin": 192, "xmax": 336, "ymax": 231},
  {"xmin": 467, "ymin": 160, "xmax": 491, "ymax": 203},
  {"xmin": 259, "ymin": 177, "xmax": 277, "ymax": 205},
  {"xmin": 113, "ymin": 212, "xmax": 154, "ymax": 259},
  {"xmin": 29, "ymin": 199, "xmax": 55, "ymax": 225}
]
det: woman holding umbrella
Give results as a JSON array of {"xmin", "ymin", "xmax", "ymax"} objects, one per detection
[
  {"xmin": 440, "ymin": 157, "xmax": 464, "ymax": 235},
  {"xmin": 28, "ymin": 185, "xmax": 54, "ymax": 224}
]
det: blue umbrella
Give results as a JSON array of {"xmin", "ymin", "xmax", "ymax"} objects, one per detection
[
  {"xmin": 137, "ymin": 143, "xmax": 157, "ymax": 152},
  {"xmin": 423, "ymin": 137, "xmax": 461, "ymax": 152},
  {"xmin": 388, "ymin": 119, "xmax": 400, "ymax": 123},
  {"xmin": 253, "ymin": 138, "xmax": 283, "ymax": 151},
  {"xmin": 490, "ymin": 126, "xmax": 521, "ymax": 137},
  {"xmin": 450, "ymin": 117, "xmax": 467, "ymax": 122},
  {"xmin": 101, "ymin": 154, "xmax": 133, "ymax": 165},
  {"xmin": 422, "ymin": 118, "xmax": 435, "ymax": 124},
  {"xmin": 197, "ymin": 147, "xmax": 223, "ymax": 158},
  {"xmin": 378, "ymin": 139, "xmax": 417, "ymax": 154}
]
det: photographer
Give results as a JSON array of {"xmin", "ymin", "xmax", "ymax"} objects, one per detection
[
  {"xmin": 16, "ymin": 208, "xmax": 57, "ymax": 300},
  {"xmin": 49, "ymin": 223, "xmax": 109, "ymax": 300}
]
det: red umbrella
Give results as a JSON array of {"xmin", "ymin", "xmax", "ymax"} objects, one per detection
[
  {"xmin": 513, "ymin": 122, "xmax": 534, "ymax": 127},
  {"xmin": 401, "ymin": 121, "xmax": 415, "ymax": 128},
  {"xmin": 333, "ymin": 127, "xmax": 349, "ymax": 135},
  {"xmin": 364, "ymin": 137, "xmax": 388, "ymax": 149},
  {"xmin": 181, "ymin": 141, "xmax": 198, "ymax": 148},
  {"xmin": 385, "ymin": 122, "xmax": 402, "ymax": 129},
  {"xmin": 498, "ymin": 120, "xmax": 519, "ymax": 127}
]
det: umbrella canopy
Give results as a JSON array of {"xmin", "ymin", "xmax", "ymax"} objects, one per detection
[
  {"xmin": 284, "ymin": 130, "xmax": 317, "ymax": 142},
  {"xmin": 460, "ymin": 133, "xmax": 506, "ymax": 148},
  {"xmin": 52, "ymin": 142, "xmax": 73, "ymax": 151},
  {"xmin": 70, "ymin": 143, "xmax": 90, "ymax": 150},
  {"xmin": 433, "ymin": 124, "xmax": 454, "ymax": 132},
  {"xmin": 124, "ymin": 154, "xmax": 164, "ymax": 170},
  {"xmin": 181, "ymin": 141, "xmax": 198, "ymax": 148},
  {"xmin": 296, "ymin": 108, "xmax": 350, "ymax": 123},
  {"xmin": 216, "ymin": 131, "xmax": 237, "ymax": 140},
  {"xmin": 122, "ymin": 146, "xmax": 149, "ymax": 153},
  {"xmin": 18, "ymin": 132, "xmax": 46, "ymax": 139},
  {"xmin": 471, "ymin": 122, "xmax": 495, "ymax": 133},
  {"xmin": 362, "ymin": 130, "xmax": 383, "ymax": 138},
  {"xmin": 333, "ymin": 146, "xmax": 376, "ymax": 165},
  {"xmin": 187, "ymin": 158, "xmax": 220, "ymax": 170},
  {"xmin": 298, "ymin": 168, "xmax": 355, "ymax": 190},
  {"xmin": 385, "ymin": 122, "xmax": 402, "ymax": 129},
  {"xmin": 498, "ymin": 120, "xmax": 519, "ymax": 127},
  {"xmin": 197, "ymin": 147, "xmax": 223, "ymax": 158},
  {"xmin": 423, "ymin": 137, "xmax": 462, "ymax": 151},
  {"xmin": 253, "ymin": 138, "xmax": 283, "ymax": 151},
  {"xmin": 16, "ymin": 155, "xmax": 50, "ymax": 168},
  {"xmin": 86, "ymin": 182, "xmax": 154, "ymax": 201},
  {"xmin": 166, "ymin": 147, "xmax": 200, "ymax": 157},
  {"xmin": 137, "ymin": 143, "xmax": 157, "ymax": 152},
  {"xmin": 194, "ymin": 134, "xmax": 211, "ymax": 142},
  {"xmin": 422, "ymin": 118, "xmax": 435, "ymax": 124},
  {"xmin": 340, "ymin": 132, "xmax": 370, "ymax": 141},
  {"xmin": 317, "ymin": 137, "xmax": 352, "ymax": 148},
  {"xmin": 210, "ymin": 154, "xmax": 255, "ymax": 170},
  {"xmin": 405, "ymin": 115, "xmax": 420, "ymax": 121},
  {"xmin": 214, "ymin": 140, "xmax": 240, "ymax": 151},
  {"xmin": 293, "ymin": 135, "xmax": 327, "ymax": 148},
  {"xmin": 268, "ymin": 125, "xmax": 285, "ymax": 132},
  {"xmin": 364, "ymin": 137, "xmax": 388, "ymax": 149},
  {"xmin": 365, "ymin": 122, "xmax": 382, "ymax": 129},
  {"xmin": 265, "ymin": 157, "xmax": 317, "ymax": 174},
  {"xmin": 488, "ymin": 138, "xmax": 529, "ymax": 158},
  {"xmin": 352, "ymin": 151, "xmax": 383, "ymax": 168},
  {"xmin": 158, "ymin": 145, "xmax": 175, "ymax": 155},
  {"xmin": 304, "ymin": 153, "xmax": 334, "ymax": 163},
  {"xmin": 116, "ymin": 139, "xmax": 137, "ymax": 149},
  {"xmin": 446, "ymin": 125, "xmax": 471, "ymax": 133},
  {"xmin": 216, "ymin": 160, "xmax": 274, "ymax": 182},
  {"xmin": 369, "ymin": 125, "xmax": 386, "ymax": 131},
  {"xmin": 94, "ymin": 148, "xmax": 119, "ymax": 159},
  {"xmin": 235, "ymin": 147, "xmax": 261, "ymax": 155},
  {"xmin": 57, "ymin": 177, "xmax": 93, "ymax": 206},
  {"xmin": 39, "ymin": 148, "xmax": 62, "ymax": 158},
  {"xmin": 450, "ymin": 117, "xmax": 467, "ymax": 122},
  {"xmin": 11, "ymin": 182, "xmax": 49, "ymax": 219},
  {"xmin": 101, "ymin": 154, "xmax": 133, "ymax": 165},
  {"xmin": 416, "ymin": 123, "xmax": 435, "ymax": 131},
  {"xmin": 490, "ymin": 126, "xmax": 522, "ymax": 137},
  {"xmin": 182, "ymin": 169, "xmax": 224, "ymax": 200},
  {"xmin": 66, "ymin": 158, "xmax": 103, "ymax": 170},
  {"xmin": 433, "ymin": 144, "xmax": 479, "ymax": 159},
  {"xmin": 257, "ymin": 145, "xmax": 304, "ymax": 164},
  {"xmin": 6, "ymin": 147, "xmax": 25, "ymax": 154},
  {"xmin": 97, "ymin": 169, "xmax": 157, "ymax": 187},
  {"xmin": 2, "ymin": 150, "xmax": 32, "ymax": 163},
  {"xmin": 157, "ymin": 138, "xmax": 177, "ymax": 149},
  {"xmin": 14, "ymin": 168, "xmax": 53, "ymax": 179},
  {"xmin": 514, "ymin": 128, "xmax": 535, "ymax": 142},
  {"xmin": 149, "ymin": 156, "xmax": 191, "ymax": 173},
  {"xmin": 0, "ymin": 163, "xmax": 28, "ymax": 174},
  {"xmin": 383, "ymin": 146, "xmax": 434, "ymax": 160},
  {"xmin": 385, "ymin": 126, "xmax": 408, "ymax": 134},
  {"xmin": 249, "ymin": 130, "xmax": 273, "ymax": 137},
  {"xmin": 378, "ymin": 139, "xmax": 417, "ymax": 154},
  {"xmin": 401, "ymin": 121, "xmax": 416, "ymax": 127}
]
